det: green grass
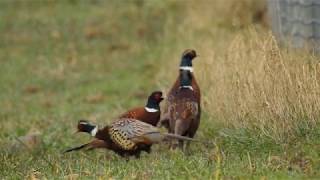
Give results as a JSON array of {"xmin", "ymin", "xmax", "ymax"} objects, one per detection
[{"xmin": 1, "ymin": 1, "xmax": 320, "ymax": 179}]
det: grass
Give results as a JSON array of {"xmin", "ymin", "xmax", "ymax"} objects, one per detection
[{"xmin": 1, "ymin": 0, "xmax": 320, "ymax": 179}]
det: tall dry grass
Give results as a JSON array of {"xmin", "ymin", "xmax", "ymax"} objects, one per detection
[
  {"xmin": 199, "ymin": 31, "xmax": 320, "ymax": 141},
  {"xmin": 157, "ymin": 0, "xmax": 320, "ymax": 142}
]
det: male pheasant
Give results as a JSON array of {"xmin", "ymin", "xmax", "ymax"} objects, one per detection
[
  {"xmin": 64, "ymin": 118, "xmax": 197, "ymax": 158},
  {"xmin": 65, "ymin": 91, "xmax": 163, "ymax": 155},
  {"xmin": 159, "ymin": 49, "xmax": 201, "ymax": 149},
  {"xmin": 120, "ymin": 91, "xmax": 163, "ymax": 126}
]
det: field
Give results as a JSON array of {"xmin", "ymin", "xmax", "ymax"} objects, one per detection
[{"xmin": 1, "ymin": 0, "xmax": 320, "ymax": 179}]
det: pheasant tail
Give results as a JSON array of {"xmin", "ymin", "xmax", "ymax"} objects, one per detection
[{"xmin": 63, "ymin": 143, "xmax": 89, "ymax": 153}]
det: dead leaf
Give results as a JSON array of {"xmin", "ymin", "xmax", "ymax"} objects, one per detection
[
  {"xmin": 137, "ymin": 27, "xmax": 147, "ymax": 38},
  {"xmin": 24, "ymin": 85, "xmax": 40, "ymax": 94},
  {"xmin": 42, "ymin": 99, "xmax": 53, "ymax": 108},
  {"xmin": 84, "ymin": 26, "xmax": 105, "ymax": 39}
]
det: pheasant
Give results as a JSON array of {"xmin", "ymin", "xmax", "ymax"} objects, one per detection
[
  {"xmin": 64, "ymin": 118, "xmax": 198, "ymax": 158},
  {"xmin": 120, "ymin": 91, "xmax": 163, "ymax": 126},
  {"xmin": 64, "ymin": 91, "xmax": 164, "ymax": 155},
  {"xmin": 159, "ymin": 49, "xmax": 201, "ymax": 137}
]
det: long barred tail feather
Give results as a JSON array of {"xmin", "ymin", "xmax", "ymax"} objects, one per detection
[{"xmin": 63, "ymin": 143, "xmax": 89, "ymax": 153}]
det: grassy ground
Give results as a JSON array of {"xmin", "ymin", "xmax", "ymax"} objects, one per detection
[{"xmin": 1, "ymin": 1, "xmax": 320, "ymax": 179}]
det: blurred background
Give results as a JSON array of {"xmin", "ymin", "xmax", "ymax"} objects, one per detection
[{"xmin": 1, "ymin": 0, "xmax": 320, "ymax": 179}]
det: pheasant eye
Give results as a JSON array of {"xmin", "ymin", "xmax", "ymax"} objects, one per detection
[{"xmin": 156, "ymin": 94, "xmax": 162, "ymax": 99}]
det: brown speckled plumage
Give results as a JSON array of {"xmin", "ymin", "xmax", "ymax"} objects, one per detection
[
  {"xmin": 159, "ymin": 49, "xmax": 201, "ymax": 149},
  {"xmin": 65, "ymin": 91, "xmax": 163, "ymax": 155},
  {"xmin": 168, "ymin": 87, "xmax": 200, "ymax": 148},
  {"xmin": 64, "ymin": 118, "xmax": 196, "ymax": 158}
]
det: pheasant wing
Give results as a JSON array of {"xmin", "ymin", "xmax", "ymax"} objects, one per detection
[
  {"xmin": 124, "ymin": 119, "xmax": 165, "ymax": 143},
  {"xmin": 110, "ymin": 118, "xmax": 161, "ymax": 149}
]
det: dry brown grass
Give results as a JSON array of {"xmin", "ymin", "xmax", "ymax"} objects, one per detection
[
  {"xmin": 157, "ymin": 0, "xmax": 320, "ymax": 142},
  {"xmin": 200, "ymin": 31, "xmax": 320, "ymax": 141}
]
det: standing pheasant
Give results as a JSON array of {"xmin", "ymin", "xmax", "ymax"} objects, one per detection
[
  {"xmin": 64, "ymin": 118, "xmax": 197, "ymax": 158},
  {"xmin": 159, "ymin": 49, "xmax": 201, "ymax": 149}
]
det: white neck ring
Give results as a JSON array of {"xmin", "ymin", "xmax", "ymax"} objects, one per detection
[
  {"xmin": 91, "ymin": 126, "xmax": 98, "ymax": 136},
  {"xmin": 180, "ymin": 66, "xmax": 193, "ymax": 72},
  {"xmin": 145, "ymin": 107, "xmax": 159, "ymax": 112},
  {"xmin": 180, "ymin": 86, "xmax": 194, "ymax": 91}
]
